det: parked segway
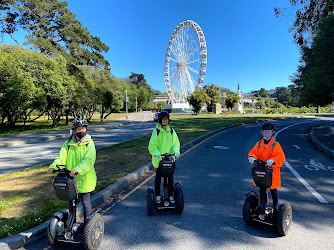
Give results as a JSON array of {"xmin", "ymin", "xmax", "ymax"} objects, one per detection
[
  {"xmin": 47, "ymin": 165, "xmax": 104, "ymax": 249},
  {"xmin": 243, "ymin": 160, "xmax": 292, "ymax": 236},
  {"xmin": 147, "ymin": 153, "xmax": 184, "ymax": 215}
]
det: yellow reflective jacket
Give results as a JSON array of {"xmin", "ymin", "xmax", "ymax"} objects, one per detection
[
  {"xmin": 49, "ymin": 134, "xmax": 97, "ymax": 193},
  {"xmin": 148, "ymin": 123, "xmax": 180, "ymax": 168}
]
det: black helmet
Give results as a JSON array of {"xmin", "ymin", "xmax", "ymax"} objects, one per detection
[
  {"xmin": 158, "ymin": 111, "xmax": 170, "ymax": 119},
  {"xmin": 71, "ymin": 118, "xmax": 88, "ymax": 129},
  {"xmin": 261, "ymin": 122, "xmax": 274, "ymax": 131},
  {"xmin": 158, "ymin": 111, "xmax": 170, "ymax": 124}
]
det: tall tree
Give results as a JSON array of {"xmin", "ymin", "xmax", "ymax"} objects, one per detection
[
  {"xmin": 272, "ymin": 87, "xmax": 292, "ymax": 106},
  {"xmin": 275, "ymin": 0, "xmax": 334, "ymax": 45},
  {"xmin": 292, "ymin": 14, "xmax": 334, "ymax": 106},
  {"xmin": 0, "ymin": 0, "xmax": 110, "ymax": 68},
  {"xmin": 225, "ymin": 94, "xmax": 240, "ymax": 111}
]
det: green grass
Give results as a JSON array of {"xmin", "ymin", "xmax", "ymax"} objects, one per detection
[{"xmin": 0, "ymin": 112, "xmax": 319, "ymax": 238}]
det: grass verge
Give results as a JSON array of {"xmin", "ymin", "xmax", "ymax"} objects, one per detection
[{"xmin": 0, "ymin": 113, "xmax": 314, "ymax": 238}]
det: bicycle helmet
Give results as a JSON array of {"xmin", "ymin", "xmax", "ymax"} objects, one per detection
[
  {"xmin": 261, "ymin": 122, "xmax": 274, "ymax": 131},
  {"xmin": 158, "ymin": 111, "xmax": 170, "ymax": 124},
  {"xmin": 71, "ymin": 118, "xmax": 88, "ymax": 130}
]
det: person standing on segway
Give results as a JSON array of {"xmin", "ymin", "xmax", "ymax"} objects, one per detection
[
  {"xmin": 248, "ymin": 122, "xmax": 285, "ymax": 221},
  {"xmin": 148, "ymin": 111, "xmax": 180, "ymax": 204},
  {"xmin": 48, "ymin": 118, "xmax": 97, "ymax": 223}
]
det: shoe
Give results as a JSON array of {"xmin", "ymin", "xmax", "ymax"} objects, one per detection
[
  {"xmin": 169, "ymin": 196, "xmax": 175, "ymax": 203},
  {"xmin": 156, "ymin": 196, "xmax": 162, "ymax": 203},
  {"xmin": 259, "ymin": 214, "xmax": 266, "ymax": 220}
]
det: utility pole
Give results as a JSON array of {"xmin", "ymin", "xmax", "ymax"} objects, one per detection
[
  {"xmin": 125, "ymin": 89, "xmax": 128, "ymax": 120},
  {"xmin": 136, "ymin": 97, "xmax": 138, "ymax": 113}
]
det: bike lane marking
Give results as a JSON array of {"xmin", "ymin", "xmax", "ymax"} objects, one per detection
[{"xmin": 275, "ymin": 121, "xmax": 329, "ymax": 204}]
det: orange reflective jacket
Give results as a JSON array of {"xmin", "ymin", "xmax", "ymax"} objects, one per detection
[{"xmin": 248, "ymin": 137, "xmax": 285, "ymax": 189}]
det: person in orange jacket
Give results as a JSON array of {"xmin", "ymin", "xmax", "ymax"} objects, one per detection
[{"xmin": 248, "ymin": 122, "xmax": 285, "ymax": 220}]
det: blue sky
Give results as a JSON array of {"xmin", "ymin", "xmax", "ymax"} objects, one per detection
[{"xmin": 1, "ymin": 0, "xmax": 299, "ymax": 94}]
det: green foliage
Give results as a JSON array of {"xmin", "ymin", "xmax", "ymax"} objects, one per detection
[
  {"xmin": 0, "ymin": 0, "xmax": 110, "ymax": 68},
  {"xmin": 275, "ymin": 0, "xmax": 334, "ymax": 45},
  {"xmin": 204, "ymin": 83, "xmax": 222, "ymax": 112},
  {"xmin": 187, "ymin": 89, "xmax": 210, "ymax": 113},
  {"xmin": 292, "ymin": 14, "xmax": 334, "ymax": 106},
  {"xmin": 225, "ymin": 94, "xmax": 240, "ymax": 110},
  {"xmin": 252, "ymin": 88, "xmax": 269, "ymax": 97}
]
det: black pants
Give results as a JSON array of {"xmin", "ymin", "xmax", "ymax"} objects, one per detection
[
  {"xmin": 259, "ymin": 188, "xmax": 278, "ymax": 214},
  {"xmin": 155, "ymin": 167, "xmax": 174, "ymax": 197},
  {"xmin": 80, "ymin": 192, "xmax": 92, "ymax": 221}
]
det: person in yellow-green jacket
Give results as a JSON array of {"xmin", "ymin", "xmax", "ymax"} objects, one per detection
[
  {"xmin": 48, "ymin": 118, "xmax": 97, "ymax": 222},
  {"xmin": 148, "ymin": 111, "xmax": 180, "ymax": 204}
]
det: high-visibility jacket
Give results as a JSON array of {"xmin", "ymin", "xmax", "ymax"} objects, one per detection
[
  {"xmin": 148, "ymin": 123, "xmax": 180, "ymax": 168},
  {"xmin": 49, "ymin": 134, "xmax": 97, "ymax": 193},
  {"xmin": 248, "ymin": 137, "xmax": 285, "ymax": 189}
]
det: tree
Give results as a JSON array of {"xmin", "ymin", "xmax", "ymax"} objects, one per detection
[
  {"xmin": 225, "ymin": 94, "xmax": 240, "ymax": 111},
  {"xmin": 272, "ymin": 87, "xmax": 292, "ymax": 106},
  {"xmin": 292, "ymin": 14, "xmax": 334, "ymax": 106},
  {"xmin": 0, "ymin": 45, "xmax": 75, "ymax": 127},
  {"xmin": 220, "ymin": 87, "xmax": 233, "ymax": 95},
  {"xmin": 275, "ymin": 0, "xmax": 334, "ymax": 45},
  {"xmin": 129, "ymin": 73, "xmax": 149, "ymax": 88},
  {"xmin": 187, "ymin": 89, "xmax": 210, "ymax": 113},
  {"xmin": 0, "ymin": 0, "xmax": 110, "ymax": 68},
  {"xmin": 204, "ymin": 84, "xmax": 221, "ymax": 112}
]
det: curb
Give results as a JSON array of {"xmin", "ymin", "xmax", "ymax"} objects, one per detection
[
  {"xmin": 309, "ymin": 126, "xmax": 334, "ymax": 158},
  {"xmin": 0, "ymin": 118, "xmax": 274, "ymax": 249}
]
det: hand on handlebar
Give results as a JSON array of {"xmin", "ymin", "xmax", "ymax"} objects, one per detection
[
  {"xmin": 47, "ymin": 168, "xmax": 55, "ymax": 174},
  {"xmin": 70, "ymin": 169, "xmax": 79, "ymax": 175},
  {"xmin": 155, "ymin": 154, "xmax": 161, "ymax": 158},
  {"xmin": 266, "ymin": 159, "xmax": 274, "ymax": 166},
  {"xmin": 249, "ymin": 157, "xmax": 255, "ymax": 164}
]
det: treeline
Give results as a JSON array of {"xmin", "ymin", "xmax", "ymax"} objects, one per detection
[{"xmin": 0, "ymin": 1, "xmax": 154, "ymax": 128}]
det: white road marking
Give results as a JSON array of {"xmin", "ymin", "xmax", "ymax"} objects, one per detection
[
  {"xmin": 292, "ymin": 145, "xmax": 301, "ymax": 149},
  {"xmin": 275, "ymin": 121, "xmax": 329, "ymax": 204},
  {"xmin": 285, "ymin": 160, "xmax": 328, "ymax": 204},
  {"xmin": 213, "ymin": 146, "xmax": 229, "ymax": 150}
]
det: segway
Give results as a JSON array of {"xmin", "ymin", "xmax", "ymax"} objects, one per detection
[
  {"xmin": 147, "ymin": 153, "xmax": 184, "ymax": 215},
  {"xmin": 243, "ymin": 160, "xmax": 292, "ymax": 236},
  {"xmin": 47, "ymin": 165, "xmax": 104, "ymax": 249}
]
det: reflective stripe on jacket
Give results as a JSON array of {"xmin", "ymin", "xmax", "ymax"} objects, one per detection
[
  {"xmin": 148, "ymin": 123, "xmax": 180, "ymax": 168},
  {"xmin": 248, "ymin": 137, "xmax": 285, "ymax": 189},
  {"xmin": 49, "ymin": 134, "xmax": 97, "ymax": 193}
]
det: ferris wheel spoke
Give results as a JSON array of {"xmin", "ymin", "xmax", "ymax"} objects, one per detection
[
  {"xmin": 187, "ymin": 66, "xmax": 199, "ymax": 75},
  {"xmin": 187, "ymin": 58, "xmax": 201, "ymax": 64},
  {"xmin": 185, "ymin": 68, "xmax": 195, "ymax": 92}
]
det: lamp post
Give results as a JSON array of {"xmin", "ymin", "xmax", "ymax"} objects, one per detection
[{"xmin": 125, "ymin": 89, "xmax": 128, "ymax": 120}]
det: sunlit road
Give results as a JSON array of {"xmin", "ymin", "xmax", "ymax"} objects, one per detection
[
  {"xmin": 0, "ymin": 112, "xmax": 155, "ymax": 175},
  {"xmin": 24, "ymin": 116, "xmax": 334, "ymax": 249}
]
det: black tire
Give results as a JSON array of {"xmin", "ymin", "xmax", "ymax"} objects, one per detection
[
  {"xmin": 83, "ymin": 213, "xmax": 104, "ymax": 250},
  {"xmin": 175, "ymin": 188, "xmax": 184, "ymax": 214},
  {"xmin": 243, "ymin": 195, "xmax": 257, "ymax": 224},
  {"xmin": 147, "ymin": 188, "xmax": 155, "ymax": 216},
  {"xmin": 276, "ymin": 203, "xmax": 292, "ymax": 236},
  {"xmin": 47, "ymin": 218, "xmax": 58, "ymax": 246}
]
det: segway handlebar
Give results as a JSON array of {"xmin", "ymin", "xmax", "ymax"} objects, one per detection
[
  {"xmin": 161, "ymin": 153, "xmax": 175, "ymax": 159},
  {"xmin": 253, "ymin": 160, "xmax": 276, "ymax": 166},
  {"xmin": 53, "ymin": 165, "xmax": 78, "ymax": 175}
]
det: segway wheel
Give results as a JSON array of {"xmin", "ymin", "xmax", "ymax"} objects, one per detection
[
  {"xmin": 147, "ymin": 187, "xmax": 155, "ymax": 216},
  {"xmin": 175, "ymin": 187, "xmax": 184, "ymax": 214},
  {"xmin": 83, "ymin": 213, "xmax": 104, "ymax": 250},
  {"xmin": 47, "ymin": 218, "xmax": 59, "ymax": 246},
  {"xmin": 243, "ymin": 195, "xmax": 257, "ymax": 224},
  {"xmin": 276, "ymin": 203, "xmax": 292, "ymax": 236}
]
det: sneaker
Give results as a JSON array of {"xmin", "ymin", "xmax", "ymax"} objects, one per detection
[
  {"xmin": 169, "ymin": 196, "xmax": 175, "ymax": 203},
  {"xmin": 259, "ymin": 214, "xmax": 266, "ymax": 221},
  {"xmin": 156, "ymin": 196, "xmax": 162, "ymax": 203}
]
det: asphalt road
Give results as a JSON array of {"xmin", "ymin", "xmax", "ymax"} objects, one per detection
[
  {"xmin": 23, "ymin": 117, "xmax": 334, "ymax": 249},
  {"xmin": 0, "ymin": 112, "xmax": 155, "ymax": 175}
]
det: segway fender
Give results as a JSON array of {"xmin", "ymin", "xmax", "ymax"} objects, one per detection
[
  {"xmin": 53, "ymin": 210, "xmax": 68, "ymax": 221},
  {"xmin": 49, "ymin": 218, "xmax": 58, "ymax": 239},
  {"xmin": 174, "ymin": 182, "xmax": 183, "ymax": 192}
]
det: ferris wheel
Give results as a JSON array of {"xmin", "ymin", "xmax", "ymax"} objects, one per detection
[{"xmin": 164, "ymin": 20, "xmax": 207, "ymax": 104}]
